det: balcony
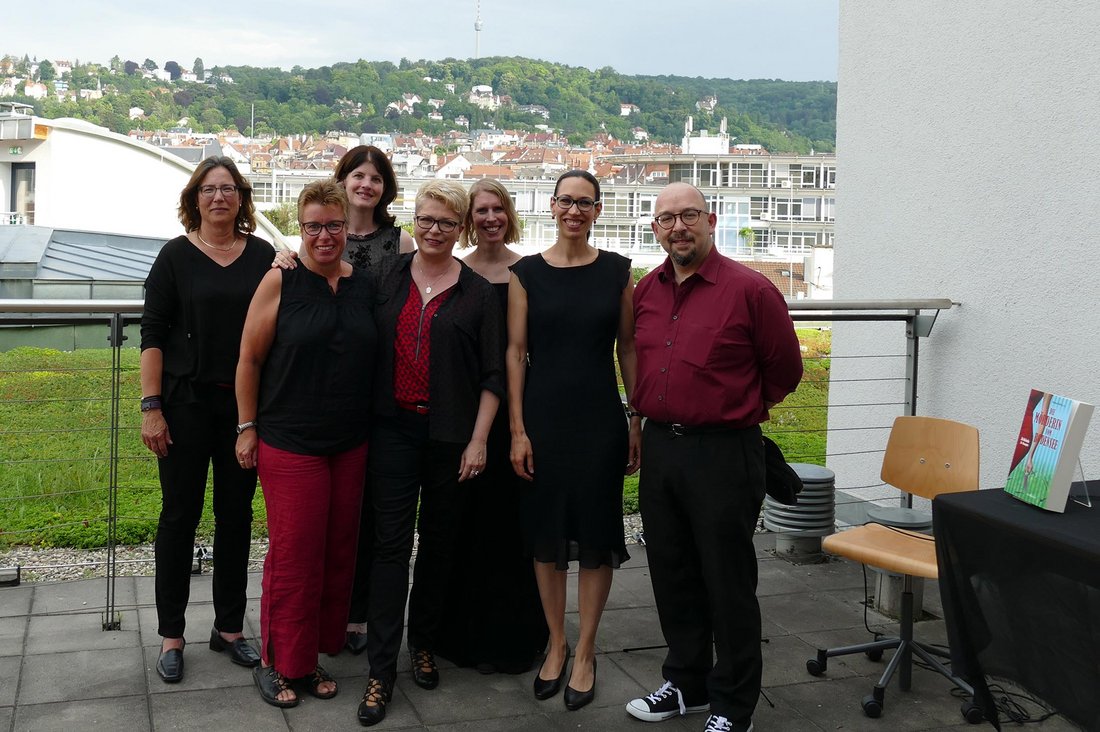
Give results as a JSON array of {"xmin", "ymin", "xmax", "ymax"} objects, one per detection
[{"xmin": 0, "ymin": 298, "xmax": 1075, "ymax": 729}]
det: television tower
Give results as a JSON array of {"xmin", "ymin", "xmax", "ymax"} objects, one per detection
[{"xmin": 474, "ymin": 0, "xmax": 483, "ymax": 59}]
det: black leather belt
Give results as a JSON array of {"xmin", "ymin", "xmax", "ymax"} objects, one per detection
[{"xmin": 647, "ymin": 420, "xmax": 738, "ymax": 437}]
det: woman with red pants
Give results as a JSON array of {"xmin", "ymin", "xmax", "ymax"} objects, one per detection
[{"xmin": 235, "ymin": 179, "xmax": 378, "ymax": 707}]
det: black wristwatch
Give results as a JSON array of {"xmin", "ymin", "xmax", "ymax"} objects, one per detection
[{"xmin": 236, "ymin": 421, "xmax": 257, "ymax": 434}]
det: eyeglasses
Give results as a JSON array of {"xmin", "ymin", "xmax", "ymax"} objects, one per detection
[
  {"xmin": 654, "ymin": 209, "xmax": 707, "ymax": 230},
  {"xmin": 198, "ymin": 185, "xmax": 240, "ymax": 198},
  {"xmin": 414, "ymin": 215, "xmax": 460, "ymax": 233},
  {"xmin": 552, "ymin": 196, "xmax": 599, "ymax": 212},
  {"xmin": 300, "ymin": 220, "xmax": 346, "ymax": 236}
]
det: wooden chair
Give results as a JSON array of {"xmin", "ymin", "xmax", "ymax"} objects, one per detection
[{"xmin": 806, "ymin": 416, "xmax": 982, "ymax": 721}]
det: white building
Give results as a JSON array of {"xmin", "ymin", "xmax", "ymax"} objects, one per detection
[
  {"xmin": 0, "ymin": 103, "xmax": 286, "ymax": 298},
  {"xmin": 828, "ymin": 0, "xmax": 1100, "ymax": 492}
]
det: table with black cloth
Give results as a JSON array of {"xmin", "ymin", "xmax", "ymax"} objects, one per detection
[{"xmin": 933, "ymin": 486, "xmax": 1100, "ymax": 731}]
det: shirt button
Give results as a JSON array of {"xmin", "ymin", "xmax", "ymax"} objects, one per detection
[
  {"xmin": 665, "ymin": 340, "xmax": 672, "ymax": 347},
  {"xmin": 660, "ymin": 367, "xmax": 667, "ymax": 373},
  {"xmin": 672, "ymin": 314, "xmax": 678, "ymax": 320},
  {"xmin": 657, "ymin": 395, "xmax": 664, "ymax": 401}
]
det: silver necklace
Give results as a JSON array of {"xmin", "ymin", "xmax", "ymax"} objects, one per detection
[
  {"xmin": 196, "ymin": 232, "xmax": 238, "ymax": 252},
  {"xmin": 417, "ymin": 258, "xmax": 451, "ymax": 294}
]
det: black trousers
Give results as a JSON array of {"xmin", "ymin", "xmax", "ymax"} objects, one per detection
[
  {"xmin": 639, "ymin": 422, "xmax": 765, "ymax": 722},
  {"xmin": 154, "ymin": 387, "xmax": 257, "ymax": 638},
  {"xmin": 366, "ymin": 411, "xmax": 465, "ymax": 683},
  {"xmin": 346, "ymin": 471, "xmax": 375, "ymax": 625}
]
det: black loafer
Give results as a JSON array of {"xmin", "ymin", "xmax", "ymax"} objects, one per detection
[
  {"xmin": 345, "ymin": 630, "xmax": 369, "ymax": 656},
  {"xmin": 156, "ymin": 640, "xmax": 185, "ymax": 683},
  {"xmin": 410, "ymin": 647, "xmax": 439, "ymax": 690},
  {"xmin": 563, "ymin": 657, "xmax": 596, "ymax": 711},
  {"xmin": 209, "ymin": 627, "xmax": 261, "ymax": 667},
  {"xmin": 533, "ymin": 643, "xmax": 570, "ymax": 700},
  {"xmin": 357, "ymin": 677, "xmax": 392, "ymax": 727}
]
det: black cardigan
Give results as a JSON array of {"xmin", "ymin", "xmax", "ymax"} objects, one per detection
[{"xmin": 372, "ymin": 252, "xmax": 504, "ymax": 444}]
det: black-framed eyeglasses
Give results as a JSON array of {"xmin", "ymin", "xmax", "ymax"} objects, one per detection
[
  {"xmin": 414, "ymin": 215, "xmax": 460, "ymax": 233},
  {"xmin": 654, "ymin": 209, "xmax": 706, "ymax": 230},
  {"xmin": 300, "ymin": 220, "xmax": 346, "ymax": 236},
  {"xmin": 552, "ymin": 196, "xmax": 599, "ymax": 212},
  {"xmin": 198, "ymin": 185, "xmax": 239, "ymax": 198}
]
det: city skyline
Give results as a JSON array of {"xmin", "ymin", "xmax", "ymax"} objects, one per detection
[{"xmin": 6, "ymin": 0, "xmax": 838, "ymax": 82}]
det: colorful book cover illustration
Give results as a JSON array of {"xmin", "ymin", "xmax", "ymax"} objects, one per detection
[{"xmin": 1004, "ymin": 389, "xmax": 1094, "ymax": 512}]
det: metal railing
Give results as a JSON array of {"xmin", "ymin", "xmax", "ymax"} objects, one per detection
[{"xmin": 0, "ymin": 297, "xmax": 954, "ymax": 628}]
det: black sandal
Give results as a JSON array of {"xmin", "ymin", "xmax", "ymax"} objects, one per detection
[
  {"xmin": 307, "ymin": 664, "xmax": 338, "ymax": 699},
  {"xmin": 357, "ymin": 677, "xmax": 392, "ymax": 727},
  {"xmin": 253, "ymin": 665, "xmax": 299, "ymax": 708}
]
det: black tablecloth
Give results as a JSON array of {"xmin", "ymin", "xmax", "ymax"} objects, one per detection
[{"xmin": 934, "ymin": 487, "xmax": 1100, "ymax": 730}]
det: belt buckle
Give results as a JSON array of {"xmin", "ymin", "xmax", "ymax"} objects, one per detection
[{"xmin": 670, "ymin": 423, "xmax": 686, "ymax": 437}]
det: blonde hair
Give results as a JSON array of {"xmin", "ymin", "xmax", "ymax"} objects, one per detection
[
  {"xmin": 460, "ymin": 178, "xmax": 521, "ymax": 249},
  {"xmin": 415, "ymin": 179, "xmax": 468, "ymax": 221}
]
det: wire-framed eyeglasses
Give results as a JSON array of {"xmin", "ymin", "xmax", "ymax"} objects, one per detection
[
  {"xmin": 300, "ymin": 220, "xmax": 347, "ymax": 236},
  {"xmin": 654, "ymin": 209, "xmax": 706, "ymax": 230},
  {"xmin": 198, "ymin": 185, "xmax": 240, "ymax": 198},
  {"xmin": 552, "ymin": 196, "xmax": 599, "ymax": 212}
]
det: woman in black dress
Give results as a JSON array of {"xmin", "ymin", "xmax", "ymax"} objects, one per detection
[
  {"xmin": 435, "ymin": 179, "xmax": 548, "ymax": 674},
  {"xmin": 507, "ymin": 170, "xmax": 642, "ymax": 711},
  {"xmin": 140, "ymin": 156, "xmax": 274, "ymax": 683}
]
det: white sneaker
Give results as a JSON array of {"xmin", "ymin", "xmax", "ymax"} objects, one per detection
[
  {"xmin": 703, "ymin": 714, "xmax": 753, "ymax": 732},
  {"xmin": 626, "ymin": 680, "xmax": 710, "ymax": 722}
]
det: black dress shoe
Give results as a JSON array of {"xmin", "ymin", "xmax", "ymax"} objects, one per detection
[
  {"xmin": 209, "ymin": 627, "xmax": 261, "ymax": 667},
  {"xmin": 345, "ymin": 630, "xmax": 369, "ymax": 656},
  {"xmin": 410, "ymin": 647, "xmax": 439, "ymax": 690},
  {"xmin": 156, "ymin": 639, "xmax": 185, "ymax": 683},
  {"xmin": 357, "ymin": 677, "xmax": 392, "ymax": 727},
  {"xmin": 564, "ymin": 658, "xmax": 596, "ymax": 711},
  {"xmin": 533, "ymin": 643, "xmax": 570, "ymax": 700}
]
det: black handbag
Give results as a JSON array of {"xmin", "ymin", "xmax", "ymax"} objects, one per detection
[{"xmin": 763, "ymin": 435, "xmax": 802, "ymax": 506}]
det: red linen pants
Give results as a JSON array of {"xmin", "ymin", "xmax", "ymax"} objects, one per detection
[{"xmin": 257, "ymin": 439, "xmax": 368, "ymax": 678}]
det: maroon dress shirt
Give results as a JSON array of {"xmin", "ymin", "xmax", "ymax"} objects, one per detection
[{"xmin": 633, "ymin": 248, "xmax": 803, "ymax": 428}]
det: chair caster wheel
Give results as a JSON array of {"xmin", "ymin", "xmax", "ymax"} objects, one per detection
[
  {"xmin": 865, "ymin": 648, "xmax": 884, "ymax": 662},
  {"xmin": 962, "ymin": 701, "xmax": 983, "ymax": 724},
  {"xmin": 862, "ymin": 694, "xmax": 883, "ymax": 718},
  {"xmin": 806, "ymin": 658, "xmax": 825, "ymax": 677}
]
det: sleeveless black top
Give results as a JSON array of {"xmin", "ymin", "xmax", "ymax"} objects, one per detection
[{"xmin": 257, "ymin": 265, "xmax": 377, "ymax": 455}]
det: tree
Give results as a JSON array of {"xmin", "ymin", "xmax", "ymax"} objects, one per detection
[
  {"xmin": 124, "ymin": 60, "xmax": 139, "ymax": 75},
  {"xmin": 263, "ymin": 203, "xmax": 299, "ymax": 236},
  {"xmin": 37, "ymin": 60, "xmax": 56, "ymax": 82},
  {"xmin": 193, "ymin": 57, "xmax": 204, "ymax": 79},
  {"xmin": 109, "ymin": 55, "xmax": 121, "ymax": 72},
  {"xmin": 165, "ymin": 61, "xmax": 182, "ymax": 81},
  {"xmin": 143, "ymin": 58, "xmax": 158, "ymax": 71}
]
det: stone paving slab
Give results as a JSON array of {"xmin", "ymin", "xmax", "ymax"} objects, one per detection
[{"xmin": 0, "ymin": 542, "xmax": 1085, "ymax": 731}]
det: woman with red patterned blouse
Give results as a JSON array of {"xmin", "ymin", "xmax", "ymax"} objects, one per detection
[{"xmin": 355, "ymin": 179, "xmax": 504, "ymax": 727}]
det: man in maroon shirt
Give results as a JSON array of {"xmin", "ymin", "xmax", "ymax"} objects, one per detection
[{"xmin": 625, "ymin": 183, "xmax": 802, "ymax": 732}]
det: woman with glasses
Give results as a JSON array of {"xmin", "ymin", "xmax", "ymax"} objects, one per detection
[
  {"xmin": 356, "ymin": 180, "xmax": 503, "ymax": 727},
  {"xmin": 140, "ymin": 156, "xmax": 275, "ymax": 684},
  {"xmin": 507, "ymin": 169, "xmax": 641, "ymax": 711},
  {"xmin": 235, "ymin": 179, "xmax": 377, "ymax": 707},
  {"xmin": 272, "ymin": 146, "xmax": 413, "ymax": 655},
  {"xmin": 435, "ymin": 179, "xmax": 549, "ymax": 675}
]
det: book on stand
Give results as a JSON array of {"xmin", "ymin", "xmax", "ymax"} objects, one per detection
[{"xmin": 1004, "ymin": 389, "xmax": 1093, "ymax": 513}]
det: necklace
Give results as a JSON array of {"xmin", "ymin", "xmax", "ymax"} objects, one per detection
[
  {"xmin": 416, "ymin": 257, "xmax": 452, "ymax": 294},
  {"xmin": 196, "ymin": 232, "xmax": 238, "ymax": 252}
]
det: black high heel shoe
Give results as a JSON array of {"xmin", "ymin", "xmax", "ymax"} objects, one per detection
[
  {"xmin": 564, "ymin": 657, "xmax": 596, "ymax": 711},
  {"xmin": 533, "ymin": 643, "xmax": 570, "ymax": 700}
]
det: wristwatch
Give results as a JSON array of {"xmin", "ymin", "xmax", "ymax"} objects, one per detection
[{"xmin": 236, "ymin": 421, "xmax": 257, "ymax": 434}]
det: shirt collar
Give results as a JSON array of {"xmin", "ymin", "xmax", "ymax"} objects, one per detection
[{"xmin": 655, "ymin": 244, "xmax": 721, "ymax": 286}]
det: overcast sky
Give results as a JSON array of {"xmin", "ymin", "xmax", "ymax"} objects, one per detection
[{"xmin": 6, "ymin": 0, "xmax": 837, "ymax": 82}]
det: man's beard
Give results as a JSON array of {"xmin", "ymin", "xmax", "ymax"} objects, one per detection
[{"xmin": 670, "ymin": 240, "xmax": 697, "ymax": 266}]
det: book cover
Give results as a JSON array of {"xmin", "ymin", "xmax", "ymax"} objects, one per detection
[{"xmin": 1004, "ymin": 389, "xmax": 1094, "ymax": 512}]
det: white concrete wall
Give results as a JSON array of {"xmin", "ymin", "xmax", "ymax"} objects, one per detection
[{"xmin": 830, "ymin": 1, "xmax": 1100, "ymax": 495}]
